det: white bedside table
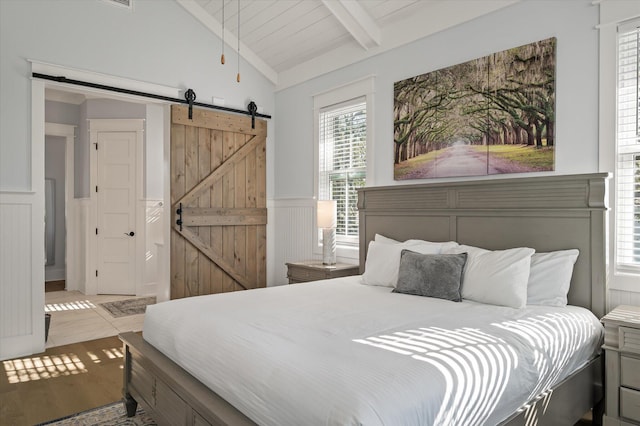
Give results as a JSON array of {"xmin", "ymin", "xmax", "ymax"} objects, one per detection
[{"xmin": 285, "ymin": 261, "xmax": 360, "ymax": 284}]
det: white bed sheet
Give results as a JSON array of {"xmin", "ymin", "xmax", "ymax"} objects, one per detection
[{"xmin": 143, "ymin": 276, "xmax": 603, "ymax": 426}]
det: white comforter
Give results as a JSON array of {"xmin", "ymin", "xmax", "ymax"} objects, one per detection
[{"xmin": 143, "ymin": 276, "xmax": 603, "ymax": 426}]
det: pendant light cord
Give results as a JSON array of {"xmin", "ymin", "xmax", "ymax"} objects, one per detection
[
  {"xmin": 221, "ymin": 1, "xmax": 225, "ymax": 64},
  {"xmin": 237, "ymin": 0, "xmax": 241, "ymax": 82}
]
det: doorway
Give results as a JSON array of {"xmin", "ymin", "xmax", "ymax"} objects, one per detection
[
  {"xmin": 38, "ymin": 88, "xmax": 171, "ymax": 349},
  {"xmin": 0, "ymin": 63, "xmax": 178, "ymax": 358}
]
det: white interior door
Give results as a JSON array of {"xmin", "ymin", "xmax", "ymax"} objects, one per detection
[{"xmin": 97, "ymin": 130, "xmax": 137, "ymax": 294}]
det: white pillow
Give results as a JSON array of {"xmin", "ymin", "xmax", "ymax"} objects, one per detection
[
  {"xmin": 374, "ymin": 233, "xmax": 400, "ymax": 244},
  {"xmin": 527, "ymin": 249, "xmax": 579, "ymax": 307},
  {"xmin": 362, "ymin": 240, "xmax": 442, "ymax": 287},
  {"xmin": 446, "ymin": 245, "xmax": 535, "ymax": 309}
]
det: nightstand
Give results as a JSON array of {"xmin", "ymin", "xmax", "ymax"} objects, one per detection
[
  {"xmin": 602, "ymin": 305, "xmax": 640, "ymax": 426},
  {"xmin": 285, "ymin": 261, "xmax": 360, "ymax": 284}
]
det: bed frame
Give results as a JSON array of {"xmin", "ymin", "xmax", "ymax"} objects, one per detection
[{"xmin": 120, "ymin": 172, "xmax": 608, "ymax": 426}]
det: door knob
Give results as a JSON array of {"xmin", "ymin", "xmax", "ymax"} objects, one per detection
[{"xmin": 124, "ymin": 231, "xmax": 135, "ymax": 237}]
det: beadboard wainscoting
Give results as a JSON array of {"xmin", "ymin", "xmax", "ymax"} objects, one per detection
[
  {"xmin": 0, "ymin": 191, "xmax": 45, "ymax": 360},
  {"xmin": 610, "ymin": 289, "xmax": 640, "ymax": 311},
  {"xmin": 143, "ymin": 199, "xmax": 164, "ymax": 298},
  {"xmin": 271, "ymin": 198, "xmax": 360, "ymax": 286},
  {"xmin": 272, "ymin": 198, "xmax": 316, "ymax": 285},
  {"xmin": 65, "ymin": 198, "xmax": 90, "ymax": 293}
]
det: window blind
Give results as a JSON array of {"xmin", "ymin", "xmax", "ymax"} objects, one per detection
[
  {"xmin": 319, "ymin": 99, "xmax": 366, "ymax": 241},
  {"xmin": 617, "ymin": 20, "xmax": 640, "ymax": 270}
]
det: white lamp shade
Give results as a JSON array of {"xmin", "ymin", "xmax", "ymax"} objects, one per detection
[{"xmin": 317, "ymin": 200, "xmax": 337, "ymax": 228}]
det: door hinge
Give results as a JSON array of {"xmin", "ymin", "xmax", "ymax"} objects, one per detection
[
  {"xmin": 96, "ymin": 228, "xmax": 98, "ymax": 235},
  {"xmin": 95, "ymin": 143, "xmax": 98, "ymax": 150},
  {"xmin": 95, "ymin": 185, "xmax": 98, "ymax": 192},
  {"xmin": 96, "ymin": 270, "xmax": 98, "ymax": 277}
]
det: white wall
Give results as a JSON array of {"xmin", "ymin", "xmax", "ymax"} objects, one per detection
[
  {"xmin": 145, "ymin": 104, "xmax": 164, "ymax": 200},
  {"xmin": 0, "ymin": 0, "xmax": 275, "ymax": 360},
  {"xmin": 0, "ymin": 0, "xmax": 275, "ymax": 191},
  {"xmin": 271, "ymin": 0, "xmax": 600, "ymax": 284},
  {"xmin": 45, "ymin": 100, "xmax": 80, "ymax": 127},
  {"xmin": 274, "ymin": 0, "xmax": 599, "ymax": 196}
]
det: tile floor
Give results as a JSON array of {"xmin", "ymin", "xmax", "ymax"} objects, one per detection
[{"xmin": 44, "ymin": 291, "xmax": 146, "ymax": 348}]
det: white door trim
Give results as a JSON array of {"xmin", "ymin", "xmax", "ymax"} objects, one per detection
[
  {"xmin": 30, "ymin": 60, "xmax": 181, "ymax": 101},
  {"xmin": 15, "ymin": 61, "xmax": 175, "ymax": 359},
  {"xmin": 0, "ymin": 80, "xmax": 46, "ymax": 360},
  {"xmin": 44, "ymin": 123, "xmax": 76, "ymax": 290},
  {"xmin": 88, "ymin": 119, "xmax": 144, "ymax": 295}
]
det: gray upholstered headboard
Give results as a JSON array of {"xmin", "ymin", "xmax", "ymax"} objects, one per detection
[{"xmin": 358, "ymin": 173, "xmax": 609, "ymax": 318}]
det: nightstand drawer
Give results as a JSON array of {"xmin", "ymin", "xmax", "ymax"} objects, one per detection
[
  {"xmin": 622, "ymin": 355, "xmax": 640, "ymax": 390},
  {"xmin": 621, "ymin": 387, "xmax": 640, "ymax": 422},
  {"xmin": 286, "ymin": 261, "xmax": 360, "ymax": 284},
  {"xmin": 288, "ymin": 268, "xmax": 322, "ymax": 282},
  {"xmin": 621, "ymin": 326, "xmax": 640, "ymax": 355}
]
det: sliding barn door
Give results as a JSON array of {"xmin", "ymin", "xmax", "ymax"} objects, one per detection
[{"xmin": 170, "ymin": 105, "xmax": 266, "ymax": 299}]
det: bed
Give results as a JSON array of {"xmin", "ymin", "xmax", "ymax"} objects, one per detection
[{"xmin": 120, "ymin": 172, "xmax": 609, "ymax": 426}]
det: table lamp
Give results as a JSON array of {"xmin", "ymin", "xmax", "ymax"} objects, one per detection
[{"xmin": 317, "ymin": 200, "xmax": 337, "ymax": 265}]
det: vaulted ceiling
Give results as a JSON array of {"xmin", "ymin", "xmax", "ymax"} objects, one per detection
[{"xmin": 176, "ymin": 0, "xmax": 519, "ymax": 90}]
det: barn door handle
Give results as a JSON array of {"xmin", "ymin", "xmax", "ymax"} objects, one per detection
[{"xmin": 176, "ymin": 203, "xmax": 183, "ymax": 231}]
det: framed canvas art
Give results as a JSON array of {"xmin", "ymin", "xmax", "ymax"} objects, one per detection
[{"xmin": 394, "ymin": 37, "xmax": 556, "ymax": 180}]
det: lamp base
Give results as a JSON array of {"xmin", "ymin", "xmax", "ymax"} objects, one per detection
[{"xmin": 322, "ymin": 228, "xmax": 336, "ymax": 265}]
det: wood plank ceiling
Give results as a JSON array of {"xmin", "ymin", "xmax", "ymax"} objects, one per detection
[{"xmin": 177, "ymin": 0, "xmax": 520, "ymax": 90}]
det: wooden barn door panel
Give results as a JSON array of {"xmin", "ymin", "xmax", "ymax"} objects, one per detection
[{"xmin": 170, "ymin": 105, "xmax": 266, "ymax": 299}]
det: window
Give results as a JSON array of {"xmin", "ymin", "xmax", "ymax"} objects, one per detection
[
  {"xmin": 313, "ymin": 76, "xmax": 375, "ymax": 254},
  {"xmin": 318, "ymin": 99, "xmax": 367, "ymax": 244},
  {"xmin": 616, "ymin": 20, "xmax": 640, "ymax": 273},
  {"xmin": 599, "ymin": 3, "xmax": 640, "ymax": 291}
]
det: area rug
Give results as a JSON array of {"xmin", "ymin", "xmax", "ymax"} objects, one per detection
[
  {"xmin": 99, "ymin": 297, "xmax": 156, "ymax": 318},
  {"xmin": 36, "ymin": 401, "xmax": 156, "ymax": 425}
]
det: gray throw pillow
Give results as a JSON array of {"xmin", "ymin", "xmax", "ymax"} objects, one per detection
[{"xmin": 393, "ymin": 250, "xmax": 467, "ymax": 302}]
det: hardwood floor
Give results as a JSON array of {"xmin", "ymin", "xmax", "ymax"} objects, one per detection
[
  {"xmin": 0, "ymin": 290, "xmax": 148, "ymax": 424},
  {"xmin": 45, "ymin": 280, "xmax": 65, "ymax": 292},
  {"xmin": 0, "ymin": 335, "xmax": 124, "ymax": 425}
]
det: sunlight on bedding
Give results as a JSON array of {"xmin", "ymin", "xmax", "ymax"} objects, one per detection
[
  {"xmin": 354, "ymin": 311, "xmax": 599, "ymax": 426},
  {"xmin": 492, "ymin": 310, "xmax": 598, "ymax": 401},
  {"xmin": 355, "ymin": 327, "xmax": 517, "ymax": 425}
]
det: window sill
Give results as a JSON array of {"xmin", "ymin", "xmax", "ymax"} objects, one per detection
[
  {"xmin": 336, "ymin": 244, "xmax": 359, "ymax": 261},
  {"xmin": 314, "ymin": 243, "xmax": 359, "ymax": 262},
  {"xmin": 609, "ymin": 272, "xmax": 640, "ymax": 292}
]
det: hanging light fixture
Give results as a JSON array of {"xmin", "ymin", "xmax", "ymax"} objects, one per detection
[
  {"xmin": 236, "ymin": 0, "xmax": 241, "ymax": 83},
  {"xmin": 220, "ymin": 0, "xmax": 225, "ymax": 64}
]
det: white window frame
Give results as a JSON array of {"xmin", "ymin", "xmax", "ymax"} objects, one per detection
[
  {"xmin": 313, "ymin": 76, "xmax": 375, "ymax": 260},
  {"xmin": 598, "ymin": 0, "xmax": 640, "ymax": 292}
]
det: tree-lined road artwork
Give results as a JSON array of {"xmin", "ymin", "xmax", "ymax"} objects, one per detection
[
  {"xmin": 394, "ymin": 37, "xmax": 556, "ymax": 180},
  {"xmin": 398, "ymin": 143, "xmax": 538, "ymax": 179}
]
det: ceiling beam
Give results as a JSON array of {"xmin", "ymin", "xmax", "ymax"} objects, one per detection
[
  {"xmin": 321, "ymin": 0, "xmax": 381, "ymax": 50},
  {"xmin": 175, "ymin": 0, "xmax": 278, "ymax": 85},
  {"xmin": 277, "ymin": 0, "xmax": 520, "ymax": 91}
]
